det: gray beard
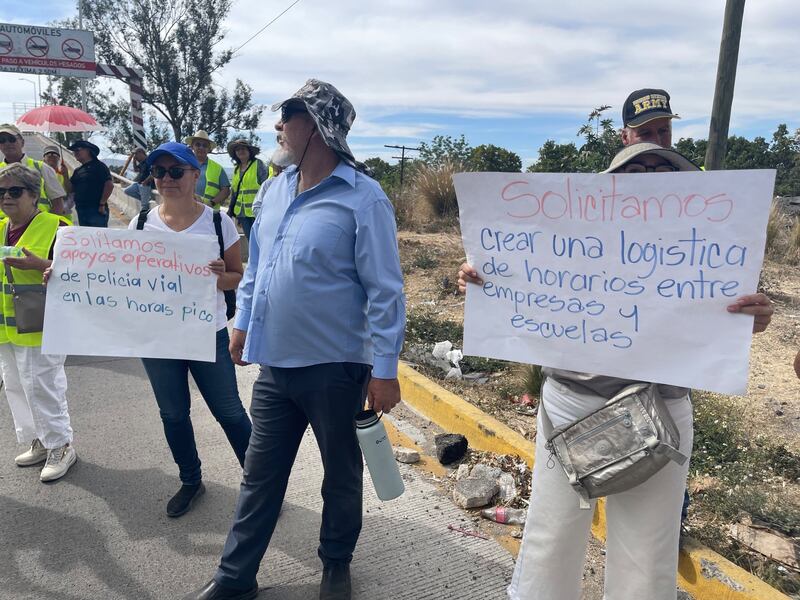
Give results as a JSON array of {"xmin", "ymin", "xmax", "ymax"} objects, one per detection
[{"xmin": 271, "ymin": 146, "xmax": 295, "ymax": 168}]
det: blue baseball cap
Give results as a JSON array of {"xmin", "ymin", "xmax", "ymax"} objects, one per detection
[{"xmin": 146, "ymin": 142, "xmax": 201, "ymax": 169}]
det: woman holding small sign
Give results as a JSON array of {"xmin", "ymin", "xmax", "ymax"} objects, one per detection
[
  {"xmin": 128, "ymin": 142, "xmax": 251, "ymax": 518},
  {"xmin": 0, "ymin": 163, "xmax": 76, "ymax": 482},
  {"xmin": 458, "ymin": 144, "xmax": 774, "ymax": 600}
]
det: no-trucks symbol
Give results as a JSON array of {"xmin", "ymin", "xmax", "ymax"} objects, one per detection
[
  {"xmin": 26, "ymin": 36, "xmax": 49, "ymax": 58},
  {"xmin": 0, "ymin": 33, "xmax": 13, "ymax": 55},
  {"xmin": 62, "ymin": 39, "xmax": 84, "ymax": 60}
]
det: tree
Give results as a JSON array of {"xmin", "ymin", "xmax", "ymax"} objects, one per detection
[
  {"xmin": 469, "ymin": 144, "xmax": 521, "ymax": 172},
  {"xmin": 418, "ymin": 134, "xmax": 472, "ymax": 167},
  {"xmin": 527, "ymin": 140, "xmax": 580, "ymax": 173},
  {"xmin": 79, "ymin": 0, "xmax": 263, "ymax": 147},
  {"xmin": 528, "ymin": 107, "xmax": 621, "ymax": 173},
  {"xmin": 674, "ymin": 138, "xmax": 707, "ymax": 167},
  {"xmin": 364, "ymin": 157, "xmax": 402, "ymax": 194}
]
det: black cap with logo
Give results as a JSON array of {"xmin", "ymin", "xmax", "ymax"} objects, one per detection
[{"xmin": 622, "ymin": 88, "xmax": 680, "ymax": 128}]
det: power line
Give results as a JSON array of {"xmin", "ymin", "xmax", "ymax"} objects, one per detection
[{"xmin": 232, "ymin": 0, "xmax": 303, "ymax": 55}]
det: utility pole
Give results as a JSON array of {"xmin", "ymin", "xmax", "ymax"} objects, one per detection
[
  {"xmin": 384, "ymin": 144, "xmax": 421, "ymax": 189},
  {"xmin": 705, "ymin": 0, "xmax": 746, "ymax": 170}
]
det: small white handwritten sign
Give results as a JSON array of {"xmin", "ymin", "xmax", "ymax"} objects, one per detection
[
  {"xmin": 42, "ymin": 227, "xmax": 218, "ymax": 361},
  {"xmin": 454, "ymin": 170, "xmax": 775, "ymax": 395}
]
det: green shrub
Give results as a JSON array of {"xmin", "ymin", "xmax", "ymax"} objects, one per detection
[{"xmin": 517, "ymin": 364, "xmax": 544, "ymax": 398}]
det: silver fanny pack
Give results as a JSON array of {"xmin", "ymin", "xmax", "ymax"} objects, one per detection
[{"xmin": 540, "ymin": 381, "xmax": 688, "ymax": 509}]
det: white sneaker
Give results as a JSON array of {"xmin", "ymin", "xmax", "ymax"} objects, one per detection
[
  {"xmin": 15, "ymin": 438, "xmax": 47, "ymax": 467},
  {"xmin": 40, "ymin": 444, "xmax": 77, "ymax": 482}
]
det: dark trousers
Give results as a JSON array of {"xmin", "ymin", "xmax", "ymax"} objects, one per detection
[
  {"xmin": 238, "ymin": 216, "xmax": 255, "ymax": 241},
  {"xmin": 214, "ymin": 362, "xmax": 370, "ymax": 590},
  {"xmin": 76, "ymin": 205, "xmax": 109, "ymax": 227},
  {"xmin": 141, "ymin": 328, "xmax": 252, "ymax": 485}
]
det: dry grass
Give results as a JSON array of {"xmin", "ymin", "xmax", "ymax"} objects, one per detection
[
  {"xmin": 411, "ymin": 159, "xmax": 466, "ymax": 224},
  {"xmin": 765, "ymin": 201, "xmax": 800, "ymax": 264}
]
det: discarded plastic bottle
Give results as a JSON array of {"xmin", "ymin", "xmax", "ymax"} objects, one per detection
[
  {"xmin": 480, "ymin": 506, "xmax": 527, "ymax": 526},
  {"xmin": 355, "ymin": 410, "xmax": 405, "ymax": 501},
  {"xmin": 0, "ymin": 246, "xmax": 23, "ymax": 258}
]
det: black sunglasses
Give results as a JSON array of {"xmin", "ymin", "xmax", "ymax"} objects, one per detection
[
  {"xmin": 281, "ymin": 104, "xmax": 307, "ymax": 123},
  {"xmin": 152, "ymin": 165, "xmax": 191, "ymax": 180},
  {"xmin": 0, "ymin": 134, "xmax": 18, "ymax": 144},
  {"xmin": 0, "ymin": 186, "xmax": 27, "ymax": 199}
]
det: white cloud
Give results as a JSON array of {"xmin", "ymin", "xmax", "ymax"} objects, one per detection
[{"xmin": 1, "ymin": 1, "xmax": 798, "ymax": 154}]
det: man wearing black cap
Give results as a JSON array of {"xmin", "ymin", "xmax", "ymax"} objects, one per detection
[
  {"xmin": 620, "ymin": 88, "xmax": 679, "ymax": 149},
  {"xmin": 68, "ymin": 140, "xmax": 113, "ymax": 228},
  {"xmin": 183, "ymin": 80, "xmax": 406, "ymax": 600}
]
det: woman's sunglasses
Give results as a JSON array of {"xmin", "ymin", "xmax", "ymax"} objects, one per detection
[
  {"xmin": 0, "ymin": 134, "xmax": 18, "ymax": 144},
  {"xmin": 152, "ymin": 165, "xmax": 191, "ymax": 180},
  {"xmin": 0, "ymin": 186, "xmax": 27, "ymax": 199}
]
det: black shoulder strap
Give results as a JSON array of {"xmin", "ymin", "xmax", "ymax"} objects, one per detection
[
  {"xmin": 212, "ymin": 210, "xmax": 225, "ymax": 258},
  {"xmin": 136, "ymin": 208, "xmax": 149, "ymax": 230}
]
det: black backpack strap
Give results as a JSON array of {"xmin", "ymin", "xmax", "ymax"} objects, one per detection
[
  {"xmin": 212, "ymin": 209, "xmax": 225, "ymax": 258},
  {"xmin": 136, "ymin": 208, "xmax": 150, "ymax": 230}
]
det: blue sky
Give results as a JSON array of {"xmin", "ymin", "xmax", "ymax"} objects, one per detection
[{"xmin": 2, "ymin": 1, "xmax": 799, "ymax": 168}]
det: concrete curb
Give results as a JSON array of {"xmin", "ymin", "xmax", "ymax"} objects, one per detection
[{"xmin": 397, "ymin": 362, "xmax": 791, "ymax": 600}]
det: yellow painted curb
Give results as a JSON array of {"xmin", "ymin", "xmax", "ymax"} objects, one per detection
[{"xmin": 397, "ymin": 362, "xmax": 791, "ymax": 600}]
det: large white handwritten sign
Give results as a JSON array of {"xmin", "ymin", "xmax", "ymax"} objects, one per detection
[
  {"xmin": 454, "ymin": 170, "xmax": 776, "ymax": 395},
  {"xmin": 42, "ymin": 227, "xmax": 219, "ymax": 361}
]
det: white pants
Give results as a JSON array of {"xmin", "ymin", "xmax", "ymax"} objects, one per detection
[
  {"xmin": 508, "ymin": 379, "xmax": 693, "ymax": 600},
  {"xmin": 0, "ymin": 343, "xmax": 71, "ymax": 449}
]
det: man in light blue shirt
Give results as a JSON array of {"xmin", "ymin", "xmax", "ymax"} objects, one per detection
[{"xmin": 183, "ymin": 80, "xmax": 405, "ymax": 600}]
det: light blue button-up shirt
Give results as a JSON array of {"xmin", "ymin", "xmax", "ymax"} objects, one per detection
[{"xmin": 234, "ymin": 161, "xmax": 406, "ymax": 379}]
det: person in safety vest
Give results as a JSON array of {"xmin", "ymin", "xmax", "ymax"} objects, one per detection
[
  {"xmin": 184, "ymin": 130, "xmax": 230, "ymax": 209},
  {"xmin": 0, "ymin": 163, "xmax": 76, "ymax": 482},
  {"xmin": 226, "ymin": 138, "xmax": 270, "ymax": 240},
  {"xmin": 42, "ymin": 145, "xmax": 74, "ymax": 223},
  {"xmin": 0, "ymin": 124, "xmax": 65, "ymax": 218}
]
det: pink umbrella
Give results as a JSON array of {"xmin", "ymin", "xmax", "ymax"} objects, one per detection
[{"xmin": 16, "ymin": 104, "xmax": 104, "ymax": 133}]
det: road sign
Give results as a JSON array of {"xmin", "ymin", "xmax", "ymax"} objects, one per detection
[{"xmin": 0, "ymin": 22, "xmax": 95, "ymax": 78}]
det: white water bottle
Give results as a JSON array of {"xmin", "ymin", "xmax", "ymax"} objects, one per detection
[{"xmin": 355, "ymin": 410, "xmax": 405, "ymax": 501}]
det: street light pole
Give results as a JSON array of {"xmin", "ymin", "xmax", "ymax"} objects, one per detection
[{"xmin": 18, "ymin": 78, "xmax": 37, "ymax": 107}]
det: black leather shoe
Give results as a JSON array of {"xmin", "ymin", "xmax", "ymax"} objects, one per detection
[
  {"xmin": 319, "ymin": 563, "xmax": 351, "ymax": 600},
  {"xmin": 166, "ymin": 482, "xmax": 205, "ymax": 517},
  {"xmin": 182, "ymin": 579, "xmax": 258, "ymax": 600}
]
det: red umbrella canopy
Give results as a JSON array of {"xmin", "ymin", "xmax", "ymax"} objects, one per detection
[{"xmin": 16, "ymin": 105, "xmax": 104, "ymax": 133}]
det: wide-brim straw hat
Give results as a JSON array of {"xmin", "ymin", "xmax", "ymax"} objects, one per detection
[
  {"xmin": 184, "ymin": 130, "xmax": 217, "ymax": 150},
  {"xmin": 227, "ymin": 137, "xmax": 261, "ymax": 159},
  {"xmin": 603, "ymin": 142, "xmax": 700, "ymax": 173}
]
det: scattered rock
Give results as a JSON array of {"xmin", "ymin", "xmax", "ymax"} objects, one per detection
[
  {"xmin": 456, "ymin": 464, "xmax": 471, "ymax": 480},
  {"xmin": 435, "ymin": 433, "xmax": 468, "ymax": 465},
  {"xmin": 757, "ymin": 384, "xmax": 767, "ymax": 390},
  {"xmin": 453, "ymin": 477, "xmax": 499, "ymax": 508},
  {"xmin": 394, "ymin": 448, "xmax": 420, "ymax": 464},
  {"xmin": 774, "ymin": 408, "xmax": 785, "ymax": 417},
  {"xmin": 471, "ymin": 464, "xmax": 502, "ymax": 480}
]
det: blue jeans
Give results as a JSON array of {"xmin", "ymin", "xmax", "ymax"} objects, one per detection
[
  {"xmin": 141, "ymin": 328, "xmax": 252, "ymax": 485},
  {"xmin": 124, "ymin": 182, "xmax": 153, "ymax": 210},
  {"xmin": 76, "ymin": 205, "xmax": 109, "ymax": 227}
]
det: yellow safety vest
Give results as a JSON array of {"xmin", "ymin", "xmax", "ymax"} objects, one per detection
[
  {"xmin": 232, "ymin": 161, "xmax": 264, "ymax": 218},
  {"xmin": 201, "ymin": 159, "xmax": 224, "ymax": 206},
  {"xmin": 0, "ymin": 157, "xmax": 51, "ymax": 218},
  {"xmin": 0, "ymin": 212, "xmax": 61, "ymax": 347}
]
